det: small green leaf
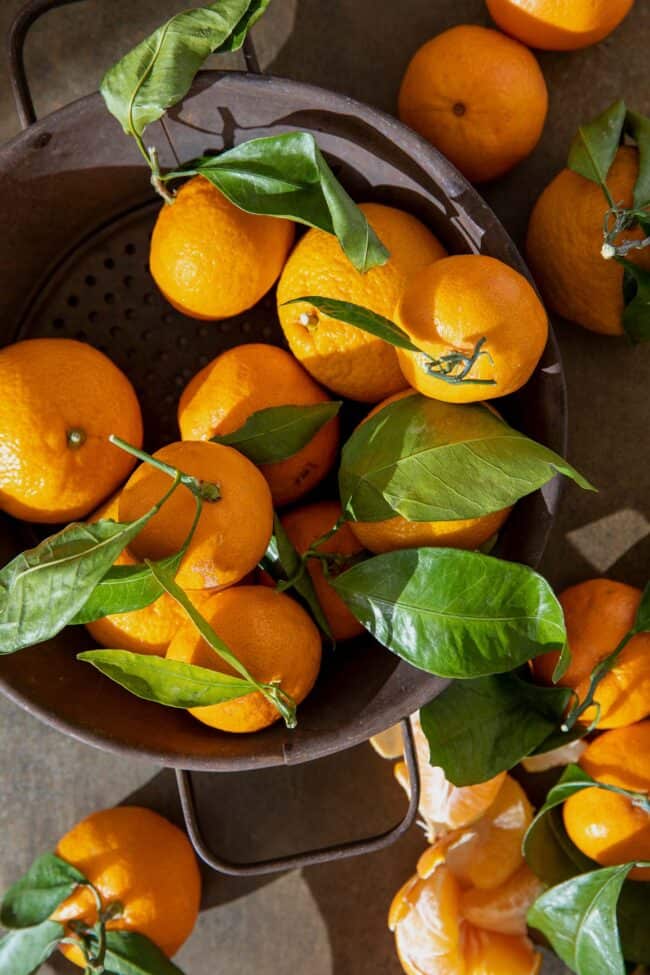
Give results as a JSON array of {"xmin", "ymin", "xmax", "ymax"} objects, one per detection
[
  {"xmin": 1, "ymin": 853, "xmax": 86, "ymax": 929},
  {"xmin": 528, "ymin": 864, "xmax": 634, "ymax": 975},
  {"xmin": 331, "ymin": 548, "xmax": 567, "ymax": 679},
  {"xmin": 419, "ymin": 674, "xmax": 572, "ymax": 786},
  {"xmin": 632, "ymin": 580, "xmax": 650, "ymax": 633},
  {"xmin": 167, "ymin": 132, "xmax": 389, "ymax": 272},
  {"xmin": 338, "ymin": 393, "xmax": 594, "ymax": 524},
  {"xmin": 212, "ymin": 401, "xmax": 341, "ymax": 464},
  {"xmin": 78, "ymin": 649, "xmax": 255, "ymax": 708},
  {"xmin": 619, "ymin": 258, "xmax": 650, "ymax": 343},
  {"xmin": 552, "ymin": 640, "xmax": 573, "ymax": 683},
  {"xmin": 0, "ymin": 920, "xmax": 63, "ymax": 975},
  {"xmin": 625, "ymin": 109, "xmax": 650, "ymax": 208},
  {"xmin": 70, "ymin": 551, "xmax": 183, "ymax": 625},
  {"xmin": 568, "ymin": 100, "xmax": 627, "ymax": 189},
  {"xmin": 216, "ymin": 0, "xmax": 272, "ymax": 53},
  {"xmin": 283, "ymin": 297, "xmax": 420, "ymax": 352},
  {"xmin": 104, "ymin": 930, "xmax": 184, "ymax": 975}
]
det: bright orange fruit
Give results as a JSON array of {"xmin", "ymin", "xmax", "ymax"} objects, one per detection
[{"xmin": 486, "ymin": 0, "xmax": 635, "ymax": 51}]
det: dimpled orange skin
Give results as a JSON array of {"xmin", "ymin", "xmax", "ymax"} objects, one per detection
[
  {"xmin": 396, "ymin": 256, "xmax": 548, "ymax": 404},
  {"xmin": 277, "ymin": 202, "xmax": 447, "ymax": 403},
  {"xmin": 166, "ymin": 586, "xmax": 322, "ymax": 732},
  {"xmin": 52, "ymin": 806, "xmax": 200, "ymax": 967},
  {"xmin": 398, "ymin": 25, "xmax": 548, "ymax": 184},
  {"xmin": 349, "ymin": 391, "xmax": 511, "ymax": 555},
  {"xmin": 150, "ymin": 176, "xmax": 294, "ymax": 320},
  {"xmin": 178, "ymin": 343, "xmax": 339, "ymax": 506},
  {"xmin": 533, "ymin": 579, "xmax": 650, "ymax": 729},
  {"xmin": 486, "ymin": 0, "xmax": 635, "ymax": 51},
  {"xmin": 0, "ymin": 338, "xmax": 143, "ymax": 524},
  {"xmin": 118, "ymin": 441, "xmax": 273, "ymax": 591},
  {"xmin": 563, "ymin": 722, "xmax": 650, "ymax": 881},
  {"xmin": 527, "ymin": 147, "xmax": 650, "ymax": 335}
]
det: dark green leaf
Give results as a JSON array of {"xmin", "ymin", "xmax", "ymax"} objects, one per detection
[
  {"xmin": 70, "ymin": 551, "xmax": 183, "ymax": 625},
  {"xmin": 331, "ymin": 548, "xmax": 567, "ymax": 679},
  {"xmin": 528, "ymin": 864, "xmax": 634, "ymax": 975},
  {"xmin": 532, "ymin": 722, "xmax": 586, "ymax": 756},
  {"xmin": 568, "ymin": 100, "xmax": 627, "ymax": 187},
  {"xmin": 104, "ymin": 930, "xmax": 184, "ymax": 975},
  {"xmin": 625, "ymin": 109, "xmax": 650, "ymax": 207},
  {"xmin": 618, "ymin": 879, "xmax": 650, "ymax": 964},
  {"xmin": 524, "ymin": 804, "xmax": 593, "ymax": 888},
  {"xmin": 619, "ymin": 258, "xmax": 650, "ymax": 343},
  {"xmin": 101, "ymin": 0, "xmax": 257, "ymax": 138},
  {"xmin": 339, "ymin": 393, "xmax": 594, "ymax": 524},
  {"xmin": 283, "ymin": 297, "xmax": 420, "ymax": 352},
  {"xmin": 78, "ymin": 649, "xmax": 254, "ymax": 709},
  {"xmin": 419, "ymin": 674, "xmax": 572, "ymax": 786},
  {"xmin": 168, "ymin": 132, "xmax": 389, "ymax": 272},
  {"xmin": 632, "ymin": 581, "xmax": 650, "ymax": 633},
  {"xmin": 1, "ymin": 854, "xmax": 86, "ymax": 929},
  {"xmin": 212, "ymin": 401, "xmax": 341, "ymax": 464},
  {"xmin": 215, "ymin": 0, "xmax": 271, "ymax": 52},
  {"xmin": 0, "ymin": 920, "xmax": 63, "ymax": 975},
  {"xmin": 552, "ymin": 640, "xmax": 573, "ymax": 683}
]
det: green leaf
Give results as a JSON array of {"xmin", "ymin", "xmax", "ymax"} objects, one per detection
[
  {"xmin": 524, "ymin": 804, "xmax": 593, "ymax": 888},
  {"xmin": 625, "ymin": 109, "xmax": 650, "ymax": 207},
  {"xmin": 633, "ymin": 580, "xmax": 650, "ymax": 633},
  {"xmin": 283, "ymin": 297, "xmax": 420, "ymax": 352},
  {"xmin": 104, "ymin": 930, "xmax": 184, "ymax": 975},
  {"xmin": 528, "ymin": 864, "xmax": 634, "ymax": 975},
  {"xmin": 419, "ymin": 674, "xmax": 572, "ymax": 786},
  {"xmin": 338, "ymin": 393, "xmax": 594, "ymax": 524},
  {"xmin": 168, "ymin": 132, "xmax": 389, "ymax": 272},
  {"xmin": 212, "ymin": 401, "xmax": 341, "ymax": 464},
  {"xmin": 101, "ymin": 0, "xmax": 258, "ymax": 139},
  {"xmin": 215, "ymin": 0, "xmax": 272, "ymax": 52},
  {"xmin": 568, "ymin": 100, "xmax": 627, "ymax": 188},
  {"xmin": 331, "ymin": 548, "xmax": 567, "ymax": 679},
  {"xmin": 1, "ymin": 854, "xmax": 86, "ymax": 929},
  {"xmin": 78, "ymin": 649, "xmax": 254, "ymax": 709},
  {"xmin": 0, "ymin": 920, "xmax": 63, "ymax": 975},
  {"xmin": 618, "ymin": 879, "xmax": 650, "ymax": 965},
  {"xmin": 70, "ymin": 551, "xmax": 183, "ymax": 625},
  {"xmin": 619, "ymin": 258, "xmax": 650, "ymax": 343},
  {"xmin": 552, "ymin": 640, "xmax": 573, "ymax": 683}
]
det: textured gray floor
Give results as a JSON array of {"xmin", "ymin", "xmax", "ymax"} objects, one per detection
[{"xmin": 1, "ymin": 1, "xmax": 649, "ymax": 973}]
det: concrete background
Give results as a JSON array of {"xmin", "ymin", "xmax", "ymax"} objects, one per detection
[{"xmin": 1, "ymin": 1, "xmax": 648, "ymax": 973}]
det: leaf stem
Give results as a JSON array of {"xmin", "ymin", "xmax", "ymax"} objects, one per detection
[
  {"xmin": 423, "ymin": 336, "xmax": 496, "ymax": 386},
  {"xmin": 148, "ymin": 144, "xmax": 176, "ymax": 204},
  {"xmin": 109, "ymin": 435, "xmax": 221, "ymax": 502},
  {"xmin": 562, "ymin": 629, "xmax": 634, "ymax": 730}
]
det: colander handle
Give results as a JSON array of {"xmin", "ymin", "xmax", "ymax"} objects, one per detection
[
  {"xmin": 175, "ymin": 718, "xmax": 420, "ymax": 876},
  {"xmin": 7, "ymin": 0, "xmax": 263, "ymax": 130}
]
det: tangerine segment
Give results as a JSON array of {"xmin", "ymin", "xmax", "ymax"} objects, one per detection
[
  {"xmin": 390, "ymin": 866, "xmax": 465, "ymax": 975},
  {"xmin": 166, "ymin": 586, "xmax": 322, "ymax": 733},
  {"xmin": 52, "ymin": 806, "xmax": 200, "ymax": 967},
  {"xmin": 118, "ymin": 441, "xmax": 273, "ymax": 591},
  {"xmin": 460, "ymin": 864, "xmax": 544, "ymax": 936},
  {"xmin": 0, "ymin": 338, "xmax": 143, "ymax": 524},
  {"xmin": 277, "ymin": 202, "xmax": 446, "ymax": 403},
  {"xmin": 178, "ymin": 343, "xmax": 339, "ymax": 506},
  {"xmin": 486, "ymin": 0, "xmax": 635, "ymax": 51},
  {"xmin": 463, "ymin": 925, "xmax": 542, "ymax": 975},
  {"xmin": 395, "ymin": 256, "xmax": 548, "ymax": 403},
  {"xmin": 150, "ymin": 176, "xmax": 294, "ymax": 320}
]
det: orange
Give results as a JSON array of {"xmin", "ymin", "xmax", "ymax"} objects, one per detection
[
  {"xmin": 460, "ymin": 865, "xmax": 544, "ymax": 937},
  {"xmin": 527, "ymin": 146, "xmax": 650, "ymax": 335},
  {"xmin": 563, "ymin": 722, "xmax": 650, "ymax": 881},
  {"xmin": 166, "ymin": 586, "xmax": 321, "ymax": 732},
  {"xmin": 150, "ymin": 175, "xmax": 294, "ymax": 320},
  {"xmin": 118, "ymin": 441, "xmax": 273, "ymax": 591},
  {"xmin": 178, "ymin": 343, "xmax": 339, "ymax": 506},
  {"xmin": 463, "ymin": 927, "xmax": 542, "ymax": 975},
  {"xmin": 395, "ymin": 256, "xmax": 548, "ymax": 403},
  {"xmin": 276, "ymin": 202, "xmax": 446, "ymax": 402},
  {"xmin": 486, "ymin": 0, "xmax": 635, "ymax": 51},
  {"xmin": 0, "ymin": 338, "xmax": 143, "ymax": 524},
  {"xmin": 398, "ymin": 25, "xmax": 548, "ymax": 183},
  {"xmin": 349, "ymin": 391, "xmax": 511, "ymax": 555},
  {"xmin": 52, "ymin": 806, "xmax": 200, "ymax": 967},
  {"xmin": 533, "ymin": 579, "xmax": 650, "ymax": 729}
]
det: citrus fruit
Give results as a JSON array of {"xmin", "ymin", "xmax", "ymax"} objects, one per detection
[
  {"xmin": 370, "ymin": 723, "xmax": 405, "ymax": 760},
  {"xmin": 395, "ymin": 256, "xmax": 548, "ymax": 403},
  {"xmin": 150, "ymin": 175, "xmax": 294, "ymax": 320},
  {"xmin": 178, "ymin": 343, "xmax": 339, "ymax": 506},
  {"xmin": 463, "ymin": 926, "xmax": 542, "ymax": 975},
  {"xmin": 166, "ymin": 585, "xmax": 321, "ymax": 732},
  {"xmin": 460, "ymin": 864, "xmax": 544, "ymax": 936},
  {"xmin": 563, "ymin": 721, "xmax": 650, "ymax": 881},
  {"xmin": 118, "ymin": 441, "xmax": 273, "ymax": 591},
  {"xmin": 533, "ymin": 579, "xmax": 650, "ymax": 729},
  {"xmin": 0, "ymin": 338, "xmax": 143, "ymax": 524},
  {"xmin": 276, "ymin": 202, "xmax": 446, "ymax": 402},
  {"xmin": 398, "ymin": 25, "xmax": 548, "ymax": 183},
  {"xmin": 52, "ymin": 806, "xmax": 200, "ymax": 967},
  {"xmin": 486, "ymin": 0, "xmax": 635, "ymax": 50},
  {"xmin": 348, "ymin": 391, "xmax": 511, "ymax": 554},
  {"xmin": 527, "ymin": 146, "xmax": 650, "ymax": 335}
]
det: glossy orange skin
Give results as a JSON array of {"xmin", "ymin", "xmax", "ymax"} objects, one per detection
[
  {"xmin": 178, "ymin": 343, "xmax": 339, "ymax": 506},
  {"xmin": 150, "ymin": 176, "xmax": 294, "ymax": 320},
  {"xmin": 277, "ymin": 202, "xmax": 446, "ymax": 402},
  {"xmin": 118, "ymin": 441, "xmax": 273, "ymax": 591},
  {"xmin": 486, "ymin": 0, "xmax": 635, "ymax": 51},
  {"xmin": 166, "ymin": 586, "xmax": 322, "ymax": 732},
  {"xmin": 398, "ymin": 25, "xmax": 548, "ymax": 183},
  {"xmin": 533, "ymin": 579, "xmax": 650, "ymax": 729},
  {"xmin": 0, "ymin": 338, "xmax": 142, "ymax": 523},
  {"xmin": 52, "ymin": 807, "xmax": 200, "ymax": 967}
]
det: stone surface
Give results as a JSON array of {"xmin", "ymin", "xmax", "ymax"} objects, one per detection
[{"xmin": 1, "ymin": 1, "xmax": 648, "ymax": 974}]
